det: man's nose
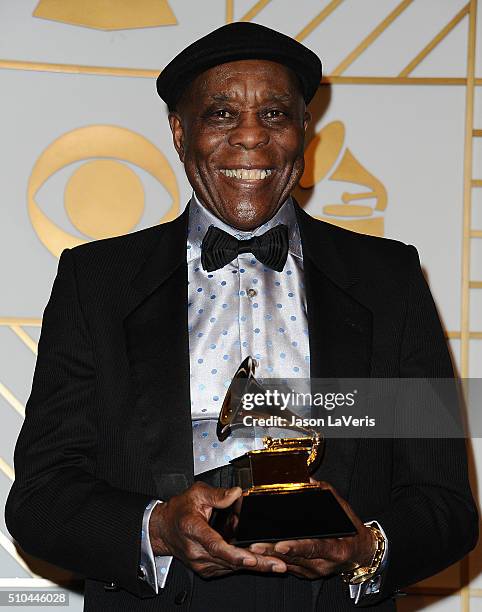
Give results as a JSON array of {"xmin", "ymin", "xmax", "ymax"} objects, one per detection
[{"xmin": 228, "ymin": 113, "xmax": 269, "ymax": 150}]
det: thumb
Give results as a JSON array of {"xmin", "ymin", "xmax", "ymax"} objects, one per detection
[{"xmin": 208, "ymin": 486, "xmax": 243, "ymax": 509}]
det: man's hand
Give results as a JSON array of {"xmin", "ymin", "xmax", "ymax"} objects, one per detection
[
  {"xmin": 248, "ymin": 480, "xmax": 376, "ymax": 580},
  {"xmin": 149, "ymin": 481, "xmax": 288, "ymax": 578}
]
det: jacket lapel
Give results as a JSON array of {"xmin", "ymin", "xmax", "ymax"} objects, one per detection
[
  {"xmin": 295, "ymin": 203, "xmax": 373, "ymax": 500},
  {"xmin": 123, "ymin": 206, "xmax": 194, "ymax": 499}
]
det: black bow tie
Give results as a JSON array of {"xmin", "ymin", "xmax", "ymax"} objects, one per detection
[{"xmin": 201, "ymin": 224, "xmax": 289, "ymax": 272}]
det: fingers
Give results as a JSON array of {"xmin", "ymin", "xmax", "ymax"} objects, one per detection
[
  {"xmin": 249, "ymin": 542, "xmax": 276, "ymax": 555},
  {"xmin": 271, "ymin": 537, "xmax": 359, "ymax": 579},
  {"xmin": 192, "ymin": 555, "xmax": 287, "ymax": 579},
  {"xmin": 191, "ymin": 517, "xmax": 256, "ymax": 568},
  {"xmin": 191, "ymin": 518, "xmax": 287, "ymax": 574},
  {"xmin": 211, "ymin": 486, "xmax": 243, "ymax": 510},
  {"xmin": 273, "ymin": 551, "xmax": 339, "ymax": 579},
  {"xmin": 245, "ymin": 554, "xmax": 288, "ymax": 574},
  {"xmin": 194, "ymin": 482, "xmax": 243, "ymax": 510},
  {"xmin": 166, "ymin": 483, "xmax": 289, "ymax": 578},
  {"xmin": 274, "ymin": 536, "xmax": 354, "ymax": 563},
  {"xmin": 274, "ymin": 539, "xmax": 321, "ymax": 558},
  {"xmin": 159, "ymin": 482, "xmax": 289, "ymax": 579},
  {"xmin": 251, "ymin": 538, "xmax": 336, "ymax": 563}
]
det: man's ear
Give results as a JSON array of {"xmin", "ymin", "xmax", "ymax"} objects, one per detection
[
  {"xmin": 303, "ymin": 110, "xmax": 311, "ymax": 132},
  {"xmin": 168, "ymin": 112, "xmax": 185, "ymax": 162}
]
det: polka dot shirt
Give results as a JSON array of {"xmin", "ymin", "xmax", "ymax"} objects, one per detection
[{"xmin": 188, "ymin": 193, "xmax": 310, "ymax": 474}]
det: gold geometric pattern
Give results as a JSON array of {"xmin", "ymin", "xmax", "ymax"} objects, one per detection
[
  {"xmin": 398, "ymin": 4, "xmax": 470, "ymax": 77},
  {"xmin": 300, "ymin": 121, "xmax": 388, "ymax": 237},
  {"xmin": 65, "ymin": 159, "xmax": 145, "ymax": 240},
  {"xmin": 27, "ymin": 125, "xmax": 179, "ymax": 257},
  {"xmin": 0, "ymin": 1, "xmax": 481, "ymax": 606},
  {"xmin": 331, "ymin": 0, "xmax": 415, "ymax": 77},
  {"xmin": 0, "ymin": 318, "xmax": 39, "ymax": 580},
  {"xmin": 33, "ymin": 0, "xmax": 177, "ymax": 30}
]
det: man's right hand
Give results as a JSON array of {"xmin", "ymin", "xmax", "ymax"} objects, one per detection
[{"xmin": 148, "ymin": 482, "xmax": 287, "ymax": 578}]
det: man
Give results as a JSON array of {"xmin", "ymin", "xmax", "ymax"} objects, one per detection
[{"xmin": 5, "ymin": 22, "xmax": 478, "ymax": 612}]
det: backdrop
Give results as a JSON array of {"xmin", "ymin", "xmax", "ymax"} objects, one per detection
[{"xmin": 0, "ymin": 1, "xmax": 481, "ymax": 610}]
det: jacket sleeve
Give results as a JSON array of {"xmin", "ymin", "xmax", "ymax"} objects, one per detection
[
  {"xmin": 4, "ymin": 248, "xmax": 156, "ymax": 599},
  {"xmin": 355, "ymin": 244, "xmax": 479, "ymax": 607}
]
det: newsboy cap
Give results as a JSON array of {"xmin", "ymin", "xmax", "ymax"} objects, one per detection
[{"xmin": 156, "ymin": 22, "xmax": 322, "ymax": 111}]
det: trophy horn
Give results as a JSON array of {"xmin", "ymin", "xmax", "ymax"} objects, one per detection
[
  {"xmin": 217, "ymin": 356, "xmax": 264, "ymax": 442},
  {"xmin": 216, "ymin": 356, "xmax": 319, "ymax": 443}
]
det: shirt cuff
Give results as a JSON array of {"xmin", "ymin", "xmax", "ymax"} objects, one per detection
[
  {"xmin": 348, "ymin": 520, "xmax": 388, "ymax": 605},
  {"xmin": 138, "ymin": 499, "xmax": 173, "ymax": 593}
]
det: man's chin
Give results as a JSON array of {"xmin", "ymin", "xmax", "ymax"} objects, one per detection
[
  {"xmin": 196, "ymin": 178, "xmax": 288, "ymax": 229},
  {"xmin": 214, "ymin": 200, "xmax": 281, "ymax": 231}
]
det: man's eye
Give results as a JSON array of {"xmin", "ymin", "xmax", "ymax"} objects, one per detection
[
  {"xmin": 265, "ymin": 109, "xmax": 285, "ymax": 119},
  {"xmin": 212, "ymin": 109, "xmax": 233, "ymax": 118}
]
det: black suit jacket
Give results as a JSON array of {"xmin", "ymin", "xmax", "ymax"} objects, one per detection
[{"xmin": 5, "ymin": 202, "xmax": 478, "ymax": 611}]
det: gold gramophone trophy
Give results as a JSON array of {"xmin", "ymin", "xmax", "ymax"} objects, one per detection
[{"xmin": 211, "ymin": 356, "xmax": 356, "ymax": 545}]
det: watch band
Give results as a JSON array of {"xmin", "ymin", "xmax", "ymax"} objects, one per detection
[{"xmin": 341, "ymin": 524, "xmax": 386, "ymax": 585}]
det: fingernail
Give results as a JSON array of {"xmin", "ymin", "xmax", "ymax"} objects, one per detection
[
  {"xmin": 271, "ymin": 563, "xmax": 285, "ymax": 572},
  {"xmin": 274, "ymin": 544, "xmax": 290, "ymax": 554},
  {"xmin": 243, "ymin": 556, "xmax": 257, "ymax": 566},
  {"xmin": 250, "ymin": 544, "xmax": 266, "ymax": 554}
]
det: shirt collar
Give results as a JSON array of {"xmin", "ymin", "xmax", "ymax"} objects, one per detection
[{"xmin": 186, "ymin": 192, "xmax": 302, "ymax": 263}]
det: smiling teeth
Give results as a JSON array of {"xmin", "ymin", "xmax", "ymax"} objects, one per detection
[{"xmin": 220, "ymin": 169, "xmax": 273, "ymax": 179}]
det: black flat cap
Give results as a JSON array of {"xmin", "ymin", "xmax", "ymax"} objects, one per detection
[{"xmin": 156, "ymin": 22, "xmax": 322, "ymax": 111}]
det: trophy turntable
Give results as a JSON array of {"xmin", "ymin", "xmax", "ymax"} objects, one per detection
[{"xmin": 210, "ymin": 356, "xmax": 357, "ymax": 545}]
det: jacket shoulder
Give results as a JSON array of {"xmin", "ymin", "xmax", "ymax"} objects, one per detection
[
  {"xmin": 70, "ymin": 223, "xmax": 164, "ymax": 261},
  {"xmin": 322, "ymin": 218, "xmax": 411, "ymax": 257},
  {"xmin": 61, "ymin": 223, "xmax": 170, "ymax": 296},
  {"xmin": 77, "ymin": 216, "xmax": 178, "ymax": 268},
  {"xmin": 305, "ymin": 214, "xmax": 416, "ymax": 279}
]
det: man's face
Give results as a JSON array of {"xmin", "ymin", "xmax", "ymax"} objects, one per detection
[{"xmin": 168, "ymin": 59, "xmax": 311, "ymax": 230}]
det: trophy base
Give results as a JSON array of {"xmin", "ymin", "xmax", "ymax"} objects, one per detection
[{"xmin": 210, "ymin": 485, "xmax": 357, "ymax": 546}]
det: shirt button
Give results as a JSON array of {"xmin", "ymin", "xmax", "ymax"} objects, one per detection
[{"xmin": 247, "ymin": 288, "xmax": 257, "ymax": 298}]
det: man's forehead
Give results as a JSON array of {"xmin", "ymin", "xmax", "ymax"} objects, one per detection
[
  {"xmin": 209, "ymin": 91, "xmax": 293, "ymax": 102},
  {"xmin": 193, "ymin": 61, "xmax": 301, "ymax": 103}
]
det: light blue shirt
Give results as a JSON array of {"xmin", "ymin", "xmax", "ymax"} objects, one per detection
[{"xmin": 187, "ymin": 192, "xmax": 310, "ymax": 473}]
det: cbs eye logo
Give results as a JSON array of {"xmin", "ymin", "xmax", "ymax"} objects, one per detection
[{"xmin": 27, "ymin": 125, "xmax": 179, "ymax": 258}]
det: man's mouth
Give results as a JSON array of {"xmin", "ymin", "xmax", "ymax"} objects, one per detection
[{"xmin": 219, "ymin": 168, "xmax": 273, "ymax": 180}]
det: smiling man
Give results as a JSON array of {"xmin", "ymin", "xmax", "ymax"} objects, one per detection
[{"xmin": 5, "ymin": 22, "xmax": 478, "ymax": 612}]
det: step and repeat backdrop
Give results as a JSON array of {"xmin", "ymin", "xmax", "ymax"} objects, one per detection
[{"xmin": 0, "ymin": 1, "xmax": 481, "ymax": 610}]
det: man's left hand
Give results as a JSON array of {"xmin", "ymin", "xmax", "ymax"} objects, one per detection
[{"xmin": 248, "ymin": 480, "xmax": 376, "ymax": 579}]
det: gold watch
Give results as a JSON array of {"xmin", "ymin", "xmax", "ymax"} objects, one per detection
[{"xmin": 341, "ymin": 524, "xmax": 386, "ymax": 585}]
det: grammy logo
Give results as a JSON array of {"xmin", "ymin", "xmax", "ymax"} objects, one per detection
[{"xmin": 300, "ymin": 121, "xmax": 388, "ymax": 237}]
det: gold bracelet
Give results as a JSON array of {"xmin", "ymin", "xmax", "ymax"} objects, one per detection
[{"xmin": 341, "ymin": 525, "xmax": 385, "ymax": 585}]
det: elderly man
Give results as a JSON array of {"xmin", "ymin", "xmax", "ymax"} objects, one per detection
[{"xmin": 5, "ymin": 22, "xmax": 477, "ymax": 612}]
